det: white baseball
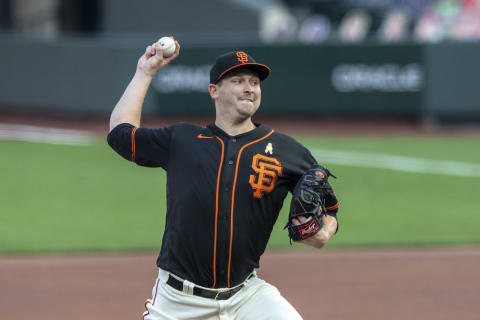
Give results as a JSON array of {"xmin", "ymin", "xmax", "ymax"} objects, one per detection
[{"xmin": 157, "ymin": 37, "xmax": 176, "ymax": 58}]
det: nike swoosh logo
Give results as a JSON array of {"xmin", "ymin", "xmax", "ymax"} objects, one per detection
[{"xmin": 197, "ymin": 134, "xmax": 213, "ymax": 139}]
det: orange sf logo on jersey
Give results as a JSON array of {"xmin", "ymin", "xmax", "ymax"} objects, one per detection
[
  {"xmin": 236, "ymin": 51, "xmax": 249, "ymax": 64},
  {"xmin": 249, "ymin": 154, "xmax": 283, "ymax": 199}
]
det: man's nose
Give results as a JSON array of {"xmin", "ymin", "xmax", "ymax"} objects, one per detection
[{"xmin": 243, "ymin": 82, "xmax": 253, "ymax": 92}]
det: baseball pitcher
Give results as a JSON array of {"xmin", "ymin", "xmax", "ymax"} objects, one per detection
[{"xmin": 107, "ymin": 37, "xmax": 339, "ymax": 320}]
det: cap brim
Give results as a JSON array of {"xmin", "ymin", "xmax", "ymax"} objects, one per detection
[{"xmin": 216, "ymin": 63, "xmax": 271, "ymax": 83}]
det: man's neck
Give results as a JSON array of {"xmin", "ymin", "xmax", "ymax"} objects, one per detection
[{"xmin": 214, "ymin": 117, "xmax": 256, "ymax": 136}]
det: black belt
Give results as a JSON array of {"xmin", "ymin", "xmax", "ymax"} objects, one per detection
[{"xmin": 166, "ymin": 274, "xmax": 254, "ymax": 300}]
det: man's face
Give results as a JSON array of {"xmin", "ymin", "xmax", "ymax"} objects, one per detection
[{"xmin": 209, "ymin": 69, "xmax": 261, "ymax": 120}]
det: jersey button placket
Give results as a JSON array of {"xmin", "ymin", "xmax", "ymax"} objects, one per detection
[{"xmin": 218, "ymin": 138, "xmax": 238, "ymax": 288}]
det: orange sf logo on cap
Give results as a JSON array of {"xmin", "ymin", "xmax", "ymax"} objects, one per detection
[{"xmin": 236, "ymin": 52, "xmax": 249, "ymax": 64}]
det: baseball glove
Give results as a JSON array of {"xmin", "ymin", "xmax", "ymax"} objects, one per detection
[{"xmin": 285, "ymin": 164, "xmax": 339, "ymax": 242}]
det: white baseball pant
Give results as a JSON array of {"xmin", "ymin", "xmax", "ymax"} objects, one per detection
[{"xmin": 142, "ymin": 268, "xmax": 303, "ymax": 320}]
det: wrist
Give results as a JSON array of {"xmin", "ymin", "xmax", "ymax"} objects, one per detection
[{"xmin": 135, "ymin": 67, "xmax": 156, "ymax": 80}]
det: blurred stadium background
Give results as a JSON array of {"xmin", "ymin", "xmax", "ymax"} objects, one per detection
[
  {"xmin": 1, "ymin": 0, "xmax": 480, "ymax": 121},
  {"xmin": 1, "ymin": 0, "xmax": 479, "ymax": 250},
  {"xmin": 1, "ymin": 1, "xmax": 480, "ymax": 320}
]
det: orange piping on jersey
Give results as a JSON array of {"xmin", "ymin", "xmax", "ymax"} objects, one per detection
[
  {"xmin": 227, "ymin": 129, "xmax": 274, "ymax": 287},
  {"xmin": 212, "ymin": 136, "xmax": 225, "ymax": 288},
  {"xmin": 131, "ymin": 127, "xmax": 138, "ymax": 163},
  {"xmin": 326, "ymin": 202, "xmax": 340, "ymax": 211}
]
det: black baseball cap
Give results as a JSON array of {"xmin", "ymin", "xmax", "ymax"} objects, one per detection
[{"xmin": 210, "ymin": 51, "xmax": 271, "ymax": 84}]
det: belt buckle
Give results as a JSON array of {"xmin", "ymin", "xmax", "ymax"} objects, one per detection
[
  {"xmin": 214, "ymin": 290, "xmax": 232, "ymax": 300},
  {"xmin": 214, "ymin": 285, "xmax": 242, "ymax": 300},
  {"xmin": 214, "ymin": 289, "xmax": 233, "ymax": 300},
  {"xmin": 214, "ymin": 288, "xmax": 233, "ymax": 300}
]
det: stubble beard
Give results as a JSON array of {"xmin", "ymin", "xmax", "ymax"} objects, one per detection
[
  {"xmin": 216, "ymin": 93, "xmax": 260, "ymax": 125},
  {"xmin": 234, "ymin": 102, "xmax": 258, "ymax": 123}
]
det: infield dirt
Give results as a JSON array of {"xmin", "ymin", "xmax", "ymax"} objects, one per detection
[{"xmin": 1, "ymin": 248, "xmax": 479, "ymax": 320}]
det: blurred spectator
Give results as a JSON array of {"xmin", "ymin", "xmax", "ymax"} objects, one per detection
[
  {"xmin": 338, "ymin": 9, "xmax": 372, "ymax": 42},
  {"xmin": 414, "ymin": 7, "xmax": 445, "ymax": 42},
  {"xmin": 3, "ymin": 0, "xmax": 101, "ymax": 37},
  {"xmin": 414, "ymin": 0, "xmax": 480, "ymax": 42},
  {"xmin": 450, "ymin": 0, "xmax": 480, "ymax": 40},
  {"xmin": 297, "ymin": 14, "xmax": 331, "ymax": 43},
  {"xmin": 259, "ymin": 3, "xmax": 298, "ymax": 43},
  {"xmin": 4, "ymin": 0, "xmax": 479, "ymax": 43},
  {"xmin": 388, "ymin": 0, "xmax": 433, "ymax": 19},
  {"xmin": 378, "ymin": 9, "xmax": 409, "ymax": 41},
  {"xmin": 280, "ymin": 0, "xmax": 480, "ymax": 43},
  {"xmin": 11, "ymin": 0, "xmax": 60, "ymax": 38}
]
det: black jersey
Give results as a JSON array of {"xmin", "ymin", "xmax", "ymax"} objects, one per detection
[{"xmin": 108, "ymin": 122, "xmax": 317, "ymax": 288}]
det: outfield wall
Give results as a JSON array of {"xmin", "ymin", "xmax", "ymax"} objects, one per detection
[{"xmin": 0, "ymin": 34, "xmax": 479, "ymax": 120}]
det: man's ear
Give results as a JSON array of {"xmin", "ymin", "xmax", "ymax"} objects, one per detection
[{"xmin": 208, "ymin": 84, "xmax": 219, "ymax": 100}]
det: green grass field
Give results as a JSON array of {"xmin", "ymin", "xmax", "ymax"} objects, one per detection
[{"xmin": 1, "ymin": 135, "xmax": 479, "ymax": 253}]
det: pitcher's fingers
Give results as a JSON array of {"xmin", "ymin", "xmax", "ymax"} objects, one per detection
[
  {"xmin": 174, "ymin": 40, "xmax": 180, "ymax": 55},
  {"xmin": 150, "ymin": 43, "xmax": 158, "ymax": 56},
  {"xmin": 153, "ymin": 42, "xmax": 164, "ymax": 57},
  {"xmin": 145, "ymin": 45, "xmax": 154, "ymax": 58},
  {"xmin": 297, "ymin": 216, "xmax": 309, "ymax": 224}
]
